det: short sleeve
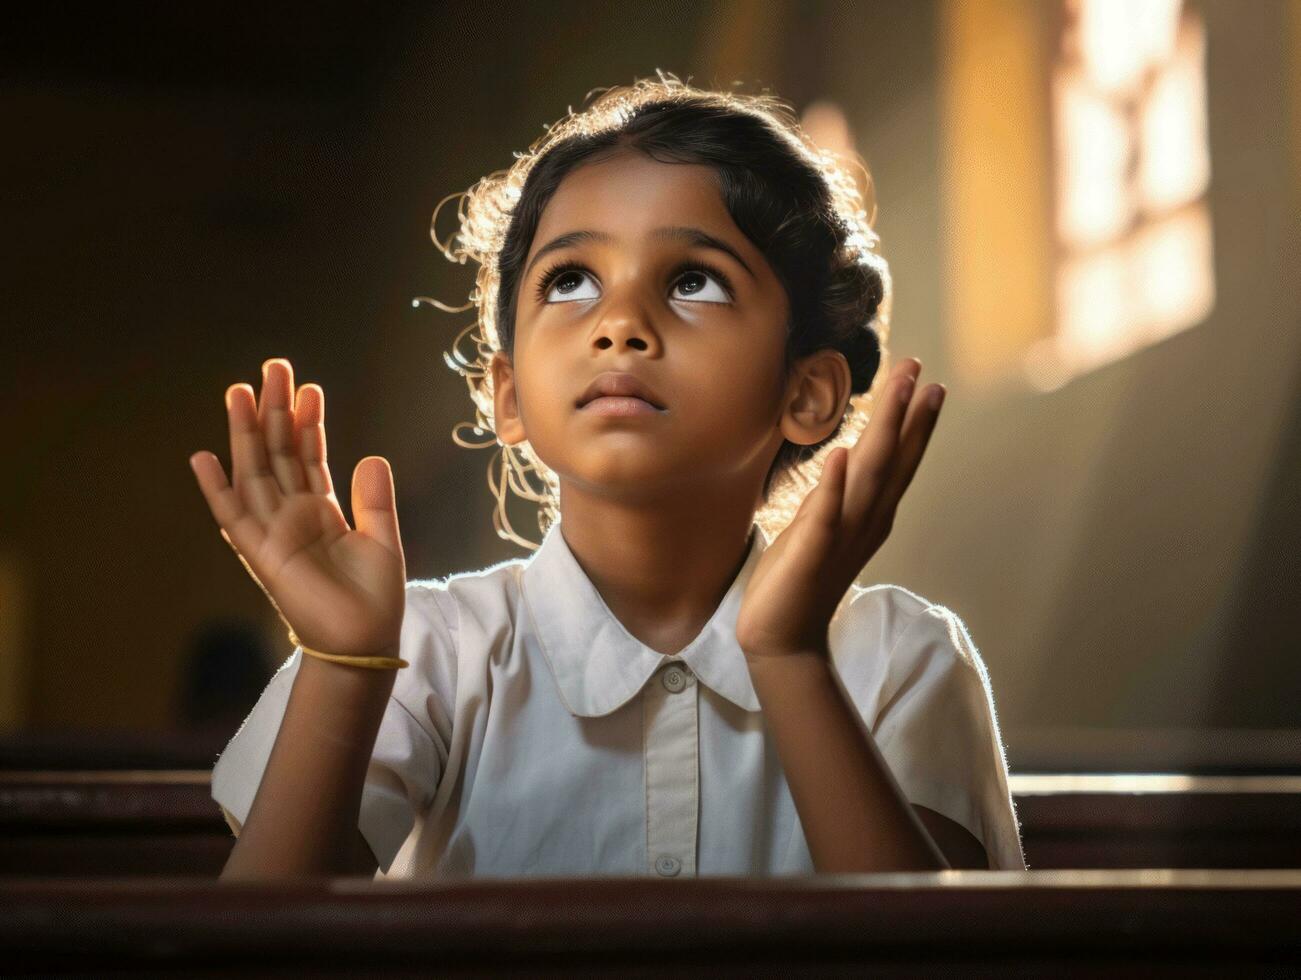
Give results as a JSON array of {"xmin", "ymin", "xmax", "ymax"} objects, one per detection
[
  {"xmin": 867, "ymin": 602, "xmax": 1027, "ymax": 870},
  {"xmin": 210, "ymin": 582, "xmax": 458, "ymax": 875}
]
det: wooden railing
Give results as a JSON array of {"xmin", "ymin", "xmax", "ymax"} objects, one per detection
[{"xmin": 2, "ymin": 872, "xmax": 1298, "ymax": 973}]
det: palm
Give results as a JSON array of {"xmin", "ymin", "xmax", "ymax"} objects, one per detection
[
  {"xmin": 736, "ymin": 358, "xmax": 944, "ymax": 659},
  {"xmin": 190, "ymin": 358, "xmax": 408, "ymax": 659},
  {"xmin": 253, "ymin": 494, "xmax": 406, "ymax": 658}
]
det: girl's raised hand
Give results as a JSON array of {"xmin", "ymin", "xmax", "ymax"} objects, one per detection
[
  {"xmin": 189, "ymin": 358, "xmax": 407, "ymax": 659},
  {"xmin": 736, "ymin": 357, "xmax": 942, "ymax": 660}
]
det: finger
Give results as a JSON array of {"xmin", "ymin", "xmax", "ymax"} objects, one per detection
[
  {"xmin": 351, "ymin": 456, "xmax": 404, "ymax": 560},
  {"xmin": 294, "ymin": 383, "xmax": 337, "ymax": 499},
  {"xmin": 876, "ymin": 382, "xmax": 945, "ymax": 520},
  {"xmin": 189, "ymin": 450, "xmax": 268, "ymax": 559},
  {"xmin": 259, "ymin": 358, "xmax": 309, "ymax": 495},
  {"xmin": 842, "ymin": 358, "xmax": 920, "ymax": 525},
  {"xmin": 227, "ymin": 383, "xmax": 282, "ymax": 518}
]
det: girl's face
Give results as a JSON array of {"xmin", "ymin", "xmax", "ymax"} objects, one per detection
[{"xmin": 491, "ymin": 149, "xmax": 825, "ymax": 506}]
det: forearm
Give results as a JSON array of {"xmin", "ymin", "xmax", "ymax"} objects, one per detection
[
  {"xmin": 220, "ymin": 652, "xmax": 396, "ymax": 881},
  {"xmin": 746, "ymin": 649, "xmax": 948, "ymax": 873}
]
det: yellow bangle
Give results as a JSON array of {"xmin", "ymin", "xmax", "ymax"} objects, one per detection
[{"xmin": 288, "ymin": 630, "xmax": 408, "ymax": 671}]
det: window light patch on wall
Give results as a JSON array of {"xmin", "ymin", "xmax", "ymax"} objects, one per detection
[{"xmin": 1027, "ymin": 0, "xmax": 1215, "ymax": 393}]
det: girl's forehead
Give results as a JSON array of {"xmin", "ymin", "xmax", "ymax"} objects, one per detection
[
  {"xmin": 525, "ymin": 152, "xmax": 769, "ymax": 282},
  {"xmin": 533, "ymin": 152, "xmax": 734, "ymax": 241}
]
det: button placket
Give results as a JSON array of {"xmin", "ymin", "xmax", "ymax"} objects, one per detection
[{"xmin": 643, "ymin": 662, "xmax": 699, "ymax": 877}]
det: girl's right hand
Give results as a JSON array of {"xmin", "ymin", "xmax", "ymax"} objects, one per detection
[{"xmin": 189, "ymin": 358, "xmax": 407, "ymax": 660}]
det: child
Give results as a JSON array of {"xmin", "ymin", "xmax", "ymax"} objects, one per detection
[{"xmin": 189, "ymin": 73, "xmax": 1027, "ymax": 880}]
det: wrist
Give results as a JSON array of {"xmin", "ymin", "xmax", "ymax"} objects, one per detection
[
  {"xmin": 745, "ymin": 647, "xmax": 835, "ymax": 697},
  {"xmin": 743, "ymin": 642, "xmax": 830, "ymax": 669},
  {"xmin": 295, "ymin": 652, "xmax": 397, "ymax": 748},
  {"xmin": 298, "ymin": 644, "xmax": 400, "ymax": 694}
]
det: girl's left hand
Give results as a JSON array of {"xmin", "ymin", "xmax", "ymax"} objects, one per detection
[{"xmin": 736, "ymin": 358, "xmax": 944, "ymax": 660}]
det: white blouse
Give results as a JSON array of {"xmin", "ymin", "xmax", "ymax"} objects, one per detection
[{"xmin": 211, "ymin": 521, "xmax": 1028, "ymax": 878}]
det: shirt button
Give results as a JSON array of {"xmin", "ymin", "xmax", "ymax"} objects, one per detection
[
  {"xmin": 654, "ymin": 854, "xmax": 682, "ymax": 877},
  {"xmin": 662, "ymin": 666, "xmax": 688, "ymax": 693}
]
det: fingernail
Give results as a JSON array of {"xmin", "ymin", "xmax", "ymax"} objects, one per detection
[{"xmin": 929, "ymin": 385, "xmax": 945, "ymax": 409}]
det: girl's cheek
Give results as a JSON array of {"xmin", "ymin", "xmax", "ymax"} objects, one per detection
[
  {"xmin": 536, "ymin": 303, "xmax": 595, "ymax": 329},
  {"xmin": 672, "ymin": 301, "xmax": 738, "ymax": 325},
  {"xmin": 672, "ymin": 303, "xmax": 709, "ymax": 325}
]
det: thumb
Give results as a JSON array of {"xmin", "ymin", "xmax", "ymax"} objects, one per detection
[
  {"xmin": 812, "ymin": 446, "xmax": 849, "ymax": 527},
  {"xmin": 351, "ymin": 456, "xmax": 403, "ymax": 558}
]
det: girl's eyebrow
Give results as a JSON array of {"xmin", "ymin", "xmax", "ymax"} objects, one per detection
[{"xmin": 523, "ymin": 226, "xmax": 756, "ymax": 281}]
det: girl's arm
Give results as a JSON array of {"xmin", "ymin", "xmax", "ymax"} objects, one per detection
[
  {"xmin": 746, "ymin": 650, "xmax": 949, "ymax": 873},
  {"xmin": 736, "ymin": 357, "xmax": 960, "ymax": 872},
  {"xmin": 189, "ymin": 357, "xmax": 411, "ymax": 880},
  {"xmin": 220, "ymin": 652, "xmax": 395, "ymax": 880}
]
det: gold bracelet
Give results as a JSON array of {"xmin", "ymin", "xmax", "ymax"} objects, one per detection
[{"xmin": 288, "ymin": 630, "xmax": 409, "ymax": 670}]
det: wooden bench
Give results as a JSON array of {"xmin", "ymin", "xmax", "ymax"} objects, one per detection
[
  {"xmin": 3, "ymin": 771, "xmax": 1300, "ymax": 876},
  {"xmin": 0, "ymin": 771, "xmax": 231, "ymax": 876}
]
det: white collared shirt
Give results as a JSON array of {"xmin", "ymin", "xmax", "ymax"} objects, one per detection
[{"xmin": 211, "ymin": 521, "xmax": 1028, "ymax": 877}]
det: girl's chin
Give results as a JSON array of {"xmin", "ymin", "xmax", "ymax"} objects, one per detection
[{"xmin": 556, "ymin": 464, "xmax": 695, "ymax": 498}]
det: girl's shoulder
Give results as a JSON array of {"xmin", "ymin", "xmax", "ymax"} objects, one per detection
[
  {"xmin": 832, "ymin": 583, "xmax": 1024, "ymax": 871},
  {"xmin": 403, "ymin": 554, "xmax": 533, "ymax": 636},
  {"xmin": 387, "ymin": 557, "xmax": 534, "ymax": 715},
  {"xmin": 830, "ymin": 581, "xmax": 951, "ymax": 657},
  {"xmin": 828, "ymin": 582, "xmax": 987, "ymax": 706}
]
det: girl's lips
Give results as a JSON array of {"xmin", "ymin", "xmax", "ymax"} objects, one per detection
[{"xmin": 578, "ymin": 395, "xmax": 664, "ymax": 417}]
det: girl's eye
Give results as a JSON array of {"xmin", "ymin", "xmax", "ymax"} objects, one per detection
[
  {"xmin": 534, "ymin": 260, "xmax": 735, "ymax": 305},
  {"xmin": 670, "ymin": 269, "xmax": 731, "ymax": 304},
  {"xmin": 544, "ymin": 268, "xmax": 600, "ymax": 303}
]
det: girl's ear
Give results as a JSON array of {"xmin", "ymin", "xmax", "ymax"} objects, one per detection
[
  {"xmin": 490, "ymin": 351, "xmax": 527, "ymax": 446},
  {"xmin": 778, "ymin": 349, "xmax": 852, "ymax": 446}
]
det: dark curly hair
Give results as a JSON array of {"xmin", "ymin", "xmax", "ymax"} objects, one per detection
[{"xmin": 420, "ymin": 72, "xmax": 894, "ymax": 550}]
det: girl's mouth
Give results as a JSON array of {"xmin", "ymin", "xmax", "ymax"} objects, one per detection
[{"xmin": 578, "ymin": 396, "xmax": 665, "ymax": 417}]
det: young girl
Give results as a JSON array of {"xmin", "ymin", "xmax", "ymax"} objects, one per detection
[{"xmin": 189, "ymin": 73, "xmax": 1027, "ymax": 880}]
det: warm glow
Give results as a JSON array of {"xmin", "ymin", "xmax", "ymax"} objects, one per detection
[
  {"xmin": 800, "ymin": 100, "xmax": 875, "ymax": 214},
  {"xmin": 1026, "ymin": 0, "xmax": 1214, "ymax": 392},
  {"xmin": 1031, "ymin": 201, "xmax": 1214, "ymax": 392},
  {"xmin": 1132, "ymin": 203, "xmax": 1215, "ymax": 343},
  {"xmin": 1138, "ymin": 12, "xmax": 1210, "ymax": 212},
  {"xmin": 1055, "ymin": 68, "xmax": 1134, "ymax": 247},
  {"xmin": 1057, "ymin": 247, "xmax": 1133, "ymax": 367},
  {"xmin": 1076, "ymin": 0, "xmax": 1182, "ymax": 97},
  {"xmin": 801, "ymin": 100, "xmax": 854, "ymax": 159},
  {"xmin": 938, "ymin": 0, "xmax": 1054, "ymax": 390}
]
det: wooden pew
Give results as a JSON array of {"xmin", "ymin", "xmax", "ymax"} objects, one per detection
[
  {"xmin": 2, "ymin": 872, "xmax": 1298, "ymax": 973},
  {"xmin": 0, "ymin": 771, "xmax": 229, "ymax": 876},
  {"xmin": 2, "ymin": 771, "xmax": 1300, "ymax": 876},
  {"xmin": 1011, "ymin": 773, "xmax": 1301, "ymax": 869}
]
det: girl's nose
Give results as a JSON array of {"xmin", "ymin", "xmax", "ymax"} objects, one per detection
[{"xmin": 590, "ymin": 294, "xmax": 659, "ymax": 353}]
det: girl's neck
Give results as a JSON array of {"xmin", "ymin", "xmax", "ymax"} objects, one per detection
[{"xmin": 555, "ymin": 484, "xmax": 757, "ymax": 657}]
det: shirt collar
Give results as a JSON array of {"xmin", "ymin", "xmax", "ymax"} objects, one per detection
[{"xmin": 520, "ymin": 520, "xmax": 767, "ymax": 717}]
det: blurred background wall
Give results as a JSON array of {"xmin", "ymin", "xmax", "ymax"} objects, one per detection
[{"xmin": 1, "ymin": 0, "xmax": 1297, "ymax": 770}]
